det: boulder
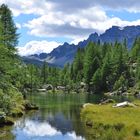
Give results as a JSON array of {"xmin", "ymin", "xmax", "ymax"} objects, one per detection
[
  {"xmin": 25, "ymin": 101, "xmax": 39, "ymax": 110},
  {"xmin": 134, "ymin": 91, "xmax": 140, "ymax": 97},
  {"xmin": 122, "ymin": 92, "xmax": 129, "ymax": 96},
  {"xmin": 80, "ymin": 82, "xmax": 86, "ymax": 89},
  {"xmin": 37, "ymin": 89, "xmax": 46, "ymax": 92},
  {"xmin": 113, "ymin": 101, "xmax": 137, "ymax": 108},
  {"xmin": 42, "ymin": 84, "xmax": 53, "ymax": 90},
  {"xmin": 109, "ymin": 91, "xmax": 117, "ymax": 96},
  {"xmin": 83, "ymin": 103, "xmax": 93, "ymax": 108},
  {"xmin": 99, "ymin": 99, "xmax": 115, "ymax": 105},
  {"xmin": 57, "ymin": 86, "xmax": 66, "ymax": 90}
]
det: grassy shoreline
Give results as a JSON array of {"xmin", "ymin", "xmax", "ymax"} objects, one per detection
[{"xmin": 81, "ymin": 101, "xmax": 140, "ymax": 140}]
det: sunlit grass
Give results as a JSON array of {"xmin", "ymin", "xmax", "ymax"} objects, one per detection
[{"xmin": 81, "ymin": 101, "xmax": 140, "ymax": 140}]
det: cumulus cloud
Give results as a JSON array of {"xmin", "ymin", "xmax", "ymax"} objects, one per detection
[
  {"xmin": 14, "ymin": 120, "xmax": 85, "ymax": 140},
  {"xmin": 17, "ymin": 40, "xmax": 61, "ymax": 56},
  {"xmin": 1, "ymin": 0, "xmax": 140, "ymax": 55},
  {"xmin": 16, "ymin": 23, "xmax": 21, "ymax": 29},
  {"xmin": 71, "ymin": 36, "xmax": 89, "ymax": 45},
  {"xmin": 1, "ymin": 1, "xmax": 140, "ymax": 38},
  {"xmin": 22, "ymin": 120, "xmax": 61, "ymax": 137},
  {"xmin": 0, "ymin": 0, "xmax": 53, "ymax": 16},
  {"xmin": 48, "ymin": 0, "xmax": 140, "ymax": 13},
  {"xmin": 1, "ymin": 0, "xmax": 140, "ymax": 17},
  {"xmin": 24, "ymin": 6, "xmax": 108, "ymax": 38},
  {"xmin": 24, "ymin": 8, "xmax": 140, "ymax": 38}
]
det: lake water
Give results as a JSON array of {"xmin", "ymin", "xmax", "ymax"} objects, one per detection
[{"xmin": 0, "ymin": 93, "xmax": 135, "ymax": 140}]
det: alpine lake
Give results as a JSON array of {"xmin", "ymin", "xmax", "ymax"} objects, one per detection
[{"xmin": 0, "ymin": 92, "xmax": 138, "ymax": 140}]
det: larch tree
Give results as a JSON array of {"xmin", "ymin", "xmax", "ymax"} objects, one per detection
[{"xmin": 0, "ymin": 4, "xmax": 19, "ymax": 51}]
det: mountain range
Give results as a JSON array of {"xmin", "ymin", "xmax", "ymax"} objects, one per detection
[{"xmin": 22, "ymin": 25, "xmax": 140, "ymax": 67}]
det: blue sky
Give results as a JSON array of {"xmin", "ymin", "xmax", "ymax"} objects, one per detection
[{"xmin": 1, "ymin": 0, "xmax": 140, "ymax": 56}]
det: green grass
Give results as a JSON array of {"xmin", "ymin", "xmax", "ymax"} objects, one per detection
[{"xmin": 81, "ymin": 101, "xmax": 140, "ymax": 140}]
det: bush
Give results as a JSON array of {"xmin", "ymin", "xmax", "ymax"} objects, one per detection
[
  {"xmin": 0, "ymin": 85, "xmax": 24, "ymax": 115},
  {"xmin": 134, "ymin": 129, "xmax": 140, "ymax": 136}
]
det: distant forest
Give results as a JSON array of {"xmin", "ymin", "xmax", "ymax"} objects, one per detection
[{"xmin": 40, "ymin": 38, "xmax": 140, "ymax": 94}]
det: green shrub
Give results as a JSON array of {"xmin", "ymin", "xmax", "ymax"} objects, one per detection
[{"xmin": 134, "ymin": 129, "xmax": 140, "ymax": 136}]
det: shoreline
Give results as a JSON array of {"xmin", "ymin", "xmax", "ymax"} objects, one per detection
[
  {"xmin": 81, "ymin": 100, "xmax": 140, "ymax": 140},
  {"xmin": 0, "ymin": 100, "xmax": 39, "ymax": 127}
]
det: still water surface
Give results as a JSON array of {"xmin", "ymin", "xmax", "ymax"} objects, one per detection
[{"xmin": 1, "ymin": 93, "xmax": 135, "ymax": 140}]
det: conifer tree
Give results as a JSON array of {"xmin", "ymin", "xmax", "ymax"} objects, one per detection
[{"xmin": 0, "ymin": 4, "xmax": 19, "ymax": 51}]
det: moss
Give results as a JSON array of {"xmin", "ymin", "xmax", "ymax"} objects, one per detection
[{"xmin": 81, "ymin": 101, "xmax": 140, "ymax": 140}]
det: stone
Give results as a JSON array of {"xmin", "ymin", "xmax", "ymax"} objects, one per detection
[
  {"xmin": 99, "ymin": 99, "xmax": 115, "ymax": 105},
  {"xmin": 113, "ymin": 101, "xmax": 137, "ymax": 108},
  {"xmin": 37, "ymin": 89, "xmax": 46, "ymax": 92},
  {"xmin": 45, "ymin": 84, "xmax": 53, "ymax": 90},
  {"xmin": 109, "ymin": 91, "xmax": 117, "ymax": 96},
  {"xmin": 25, "ymin": 101, "xmax": 39, "ymax": 110},
  {"xmin": 57, "ymin": 86, "xmax": 66, "ymax": 90},
  {"xmin": 122, "ymin": 92, "xmax": 129, "ymax": 96},
  {"xmin": 83, "ymin": 103, "xmax": 93, "ymax": 108}
]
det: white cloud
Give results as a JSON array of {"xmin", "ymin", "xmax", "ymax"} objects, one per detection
[
  {"xmin": 0, "ymin": 1, "xmax": 140, "ymax": 39},
  {"xmin": 14, "ymin": 120, "xmax": 85, "ymax": 140},
  {"xmin": 24, "ymin": 7, "xmax": 140, "ymax": 39},
  {"xmin": 1, "ymin": 0, "xmax": 140, "ymax": 55},
  {"xmin": 67, "ymin": 132, "xmax": 85, "ymax": 140},
  {"xmin": 71, "ymin": 36, "xmax": 88, "ymax": 45},
  {"xmin": 24, "ymin": 6, "xmax": 108, "ymax": 38},
  {"xmin": 0, "ymin": 0, "xmax": 54, "ymax": 16},
  {"xmin": 1, "ymin": 0, "xmax": 140, "ymax": 17},
  {"xmin": 17, "ymin": 40, "xmax": 61, "ymax": 56},
  {"xmin": 22, "ymin": 120, "xmax": 61, "ymax": 137},
  {"xmin": 16, "ymin": 23, "xmax": 21, "ymax": 29}
]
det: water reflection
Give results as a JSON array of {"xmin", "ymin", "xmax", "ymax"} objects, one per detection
[
  {"xmin": 12, "ymin": 93, "xmax": 88, "ymax": 140},
  {"xmin": 13, "ymin": 119, "xmax": 85, "ymax": 140},
  {"xmin": 10, "ymin": 93, "xmax": 135, "ymax": 140}
]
